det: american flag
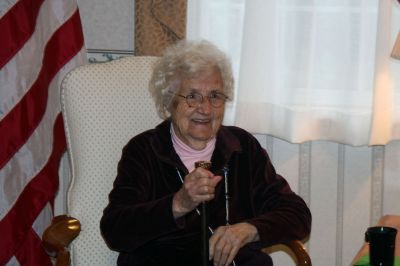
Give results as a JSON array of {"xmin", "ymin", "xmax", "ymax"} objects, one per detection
[{"xmin": 0, "ymin": 0, "xmax": 86, "ymax": 265}]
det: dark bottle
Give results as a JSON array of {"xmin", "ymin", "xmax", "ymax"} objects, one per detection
[{"xmin": 365, "ymin": 226, "xmax": 397, "ymax": 266}]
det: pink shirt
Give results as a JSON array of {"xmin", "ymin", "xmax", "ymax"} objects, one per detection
[{"xmin": 171, "ymin": 124, "xmax": 216, "ymax": 173}]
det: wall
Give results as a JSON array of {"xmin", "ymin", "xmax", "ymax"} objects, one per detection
[{"xmin": 56, "ymin": 1, "xmax": 400, "ymax": 265}]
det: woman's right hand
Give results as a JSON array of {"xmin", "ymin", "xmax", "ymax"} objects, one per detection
[{"xmin": 172, "ymin": 167, "xmax": 222, "ymax": 218}]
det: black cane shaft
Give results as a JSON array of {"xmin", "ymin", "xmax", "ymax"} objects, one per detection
[
  {"xmin": 194, "ymin": 161, "xmax": 212, "ymax": 266},
  {"xmin": 201, "ymin": 202, "xmax": 208, "ymax": 266}
]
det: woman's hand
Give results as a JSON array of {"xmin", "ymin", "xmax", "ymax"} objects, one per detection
[
  {"xmin": 209, "ymin": 222, "xmax": 260, "ymax": 266},
  {"xmin": 172, "ymin": 167, "xmax": 222, "ymax": 218}
]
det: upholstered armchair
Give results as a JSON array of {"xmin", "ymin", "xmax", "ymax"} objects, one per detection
[{"xmin": 43, "ymin": 56, "xmax": 311, "ymax": 266}]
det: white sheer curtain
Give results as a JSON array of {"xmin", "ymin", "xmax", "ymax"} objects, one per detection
[{"xmin": 187, "ymin": 0, "xmax": 400, "ymax": 146}]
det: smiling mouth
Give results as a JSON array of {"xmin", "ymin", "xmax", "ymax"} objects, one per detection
[{"xmin": 192, "ymin": 118, "xmax": 211, "ymax": 124}]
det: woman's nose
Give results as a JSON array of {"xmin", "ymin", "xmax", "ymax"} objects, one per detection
[{"xmin": 196, "ymin": 97, "xmax": 213, "ymax": 113}]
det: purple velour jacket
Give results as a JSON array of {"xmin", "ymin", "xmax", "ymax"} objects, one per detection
[{"xmin": 100, "ymin": 119, "xmax": 311, "ymax": 266}]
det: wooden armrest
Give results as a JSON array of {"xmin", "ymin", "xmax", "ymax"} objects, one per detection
[
  {"xmin": 43, "ymin": 215, "xmax": 81, "ymax": 266},
  {"xmin": 282, "ymin": 240, "xmax": 312, "ymax": 266},
  {"xmin": 262, "ymin": 240, "xmax": 312, "ymax": 266}
]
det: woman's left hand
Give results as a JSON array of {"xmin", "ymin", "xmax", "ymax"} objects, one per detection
[{"xmin": 209, "ymin": 222, "xmax": 259, "ymax": 266}]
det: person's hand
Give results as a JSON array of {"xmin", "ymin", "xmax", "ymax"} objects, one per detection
[
  {"xmin": 209, "ymin": 222, "xmax": 259, "ymax": 266},
  {"xmin": 172, "ymin": 167, "xmax": 222, "ymax": 218}
]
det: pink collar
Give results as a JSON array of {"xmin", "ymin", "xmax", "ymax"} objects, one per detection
[{"xmin": 170, "ymin": 124, "xmax": 216, "ymax": 172}]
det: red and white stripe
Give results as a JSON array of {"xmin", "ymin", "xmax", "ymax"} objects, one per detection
[{"xmin": 0, "ymin": 0, "xmax": 86, "ymax": 265}]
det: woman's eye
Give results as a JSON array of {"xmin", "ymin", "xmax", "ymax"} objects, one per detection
[
  {"xmin": 209, "ymin": 93, "xmax": 218, "ymax": 99},
  {"xmin": 186, "ymin": 94, "xmax": 196, "ymax": 99}
]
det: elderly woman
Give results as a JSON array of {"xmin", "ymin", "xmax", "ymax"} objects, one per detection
[{"xmin": 100, "ymin": 40, "xmax": 311, "ymax": 266}]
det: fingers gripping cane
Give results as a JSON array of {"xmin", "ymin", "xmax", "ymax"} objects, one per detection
[{"xmin": 195, "ymin": 161, "xmax": 212, "ymax": 266}]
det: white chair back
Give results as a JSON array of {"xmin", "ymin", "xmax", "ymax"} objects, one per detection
[{"xmin": 60, "ymin": 56, "xmax": 162, "ymax": 265}]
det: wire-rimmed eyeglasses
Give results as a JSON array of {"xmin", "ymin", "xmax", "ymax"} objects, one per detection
[{"xmin": 169, "ymin": 91, "xmax": 228, "ymax": 108}]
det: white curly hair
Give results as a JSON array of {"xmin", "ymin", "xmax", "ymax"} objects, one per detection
[{"xmin": 148, "ymin": 40, "xmax": 234, "ymax": 119}]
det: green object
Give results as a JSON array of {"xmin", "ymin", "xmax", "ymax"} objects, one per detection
[{"xmin": 354, "ymin": 254, "xmax": 400, "ymax": 265}]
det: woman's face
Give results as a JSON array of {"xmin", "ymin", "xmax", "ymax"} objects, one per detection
[{"xmin": 171, "ymin": 69, "xmax": 225, "ymax": 150}]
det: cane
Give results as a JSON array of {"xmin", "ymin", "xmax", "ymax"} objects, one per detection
[{"xmin": 195, "ymin": 161, "xmax": 212, "ymax": 266}]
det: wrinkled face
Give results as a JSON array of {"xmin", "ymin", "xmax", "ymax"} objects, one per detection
[{"xmin": 171, "ymin": 69, "xmax": 225, "ymax": 150}]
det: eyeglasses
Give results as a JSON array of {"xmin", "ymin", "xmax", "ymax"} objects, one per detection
[{"xmin": 169, "ymin": 91, "xmax": 228, "ymax": 108}]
